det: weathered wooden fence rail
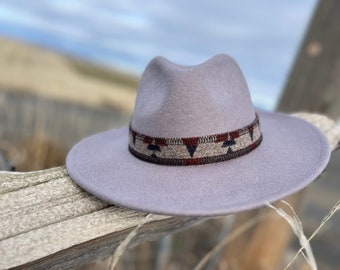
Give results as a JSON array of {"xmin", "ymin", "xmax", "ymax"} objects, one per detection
[{"xmin": 0, "ymin": 166, "xmax": 205, "ymax": 270}]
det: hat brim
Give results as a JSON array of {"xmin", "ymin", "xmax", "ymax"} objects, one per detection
[{"xmin": 66, "ymin": 111, "xmax": 331, "ymax": 216}]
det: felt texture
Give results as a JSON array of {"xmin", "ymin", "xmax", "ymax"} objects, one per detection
[
  {"xmin": 131, "ymin": 54, "xmax": 255, "ymax": 137},
  {"xmin": 66, "ymin": 54, "xmax": 331, "ymax": 216},
  {"xmin": 66, "ymin": 111, "xmax": 330, "ymax": 216}
]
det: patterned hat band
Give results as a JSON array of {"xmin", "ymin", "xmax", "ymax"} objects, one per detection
[{"xmin": 128, "ymin": 114, "xmax": 262, "ymax": 166}]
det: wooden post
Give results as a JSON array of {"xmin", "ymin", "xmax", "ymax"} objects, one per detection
[
  {"xmin": 278, "ymin": 0, "xmax": 340, "ymax": 118},
  {"xmin": 217, "ymin": 0, "xmax": 340, "ymax": 269}
]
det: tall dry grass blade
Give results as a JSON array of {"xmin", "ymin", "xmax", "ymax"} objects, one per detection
[
  {"xmin": 194, "ymin": 212, "xmax": 271, "ymax": 270},
  {"xmin": 308, "ymin": 199, "xmax": 340, "ymax": 240},
  {"xmin": 109, "ymin": 213, "xmax": 153, "ymax": 270},
  {"xmin": 266, "ymin": 201, "xmax": 317, "ymax": 270},
  {"xmin": 284, "ymin": 200, "xmax": 340, "ymax": 270}
]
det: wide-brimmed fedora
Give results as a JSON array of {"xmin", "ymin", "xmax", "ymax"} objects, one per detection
[{"xmin": 66, "ymin": 54, "xmax": 331, "ymax": 216}]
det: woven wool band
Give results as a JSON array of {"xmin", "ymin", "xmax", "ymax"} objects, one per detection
[{"xmin": 128, "ymin": 114, "xmax": 262, "ymax": 166}]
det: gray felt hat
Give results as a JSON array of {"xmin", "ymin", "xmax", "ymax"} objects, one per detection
[{"xmin": 66, "ymin": 54, "xmax": 331, "ymax": 216}]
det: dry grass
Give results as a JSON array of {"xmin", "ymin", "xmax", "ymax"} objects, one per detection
[
  {"xmin": 282, "ymin": 200, "xmax": 340, "ymax": 269},
  {"xmin": 4, "ymin": 134, "xmax": 66, "ymax": 171},
  {"xmin": 268, "ymin": 201, "xmax": 317, "ymax": 270},
  {"xmin": 109, "ymin": 214, "xmax": 153, "ymax": 270},
  {"xmin": 0, "ymin": 37, "xmax": 137, "ymax": 112},
  {"xmin": 190, "ymin": 199, "xmax": 340, "ymax": 270}
]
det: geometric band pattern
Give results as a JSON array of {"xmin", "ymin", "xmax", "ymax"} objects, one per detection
[{"xmin": 128, "ymin": 114, "xmax": 262, "ymax": 166}]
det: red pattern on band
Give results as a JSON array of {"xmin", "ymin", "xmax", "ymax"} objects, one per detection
[{"xmin": 129, "ymin": 114, "xmax": 261, "ymax": 166}]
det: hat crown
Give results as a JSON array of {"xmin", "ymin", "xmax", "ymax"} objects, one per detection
[{"xmin": 131, "ymin": 54, "xmax": 255, "ymax": 137}]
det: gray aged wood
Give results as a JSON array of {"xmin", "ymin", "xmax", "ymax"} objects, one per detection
[
  {"xmin": 0, "ymin": 167, "xmax": 204, "ymax": 270},
  {"xmin": 277, "ymin": 0, "xmax": 340, "ymax": 120},
  {"xmin": 0, "ymin": 113, "xmax": 339, "ymax": 270}
]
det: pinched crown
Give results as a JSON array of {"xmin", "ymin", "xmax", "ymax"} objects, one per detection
[
  {"xmin": 131, "ymin": 54, "xmax": 256, "ymax": 138},
  {"xmin": 129, "ymin": 54, "xmax": 260, "ymax": 166}
]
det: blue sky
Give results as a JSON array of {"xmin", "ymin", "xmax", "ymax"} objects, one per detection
[{"xmin": 0, "ymin": 0, "xmax": 316, "ymax": 110}]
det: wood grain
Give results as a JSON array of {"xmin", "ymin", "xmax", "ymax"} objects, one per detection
[
  {"xmin": 0, "ymin": 167, "xmax": 204, "ymax": 270},
  {"xmin": 277, "ymin": 0, "xmax": 340, "ymax": 120}
]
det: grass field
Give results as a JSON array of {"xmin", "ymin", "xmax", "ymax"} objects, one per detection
[{"xmin": 0, "ymin": 37, "xmax": 138, "ymax": 113}]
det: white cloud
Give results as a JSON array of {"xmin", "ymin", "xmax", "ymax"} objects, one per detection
[{"xmin": 0, "ymin": 0, "xmax": 317, "ymax": 109}]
